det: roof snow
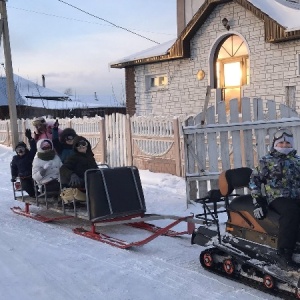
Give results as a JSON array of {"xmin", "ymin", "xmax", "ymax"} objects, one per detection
[
  {"xmin": 110, "ymin": 39, "xmax": 175, "ymax": 67},
  {"xmin": 249, "ymin": 0, "xmax": 300, "ymax": 32},
  {"xmin": 0, "ymin": 74, "xmax": 124, "ymax": 109}
]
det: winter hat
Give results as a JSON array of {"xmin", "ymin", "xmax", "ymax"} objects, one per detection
[
  {"xmin": 37, "ymin": 139, "xmax": 53, "ymax": 153},
  {"xmin": 272, "ymin": 129, "xmax": 294, "ymax": 148},
  {"xmin": 15, "ymin": 141, "xmax": 27, "ymax": 154},
  {"xmin": 15, "ymin": 141, "xmax": 27, "ymax": 151},
  {"xmin": 59, "ymin": 128, "xmax": 77, "ymax": 143},
  {"xmin": 73, "ymin": 135, "xmax": 92, "ymax": 153},
  {"xmin": 32, "ymin": 117, "xmax": 46, "ymax": 127}
]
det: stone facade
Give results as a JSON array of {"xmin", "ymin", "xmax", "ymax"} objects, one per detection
[{"xmin": 133, "ymin": 2, "xmax": 300, "ymax": 116}]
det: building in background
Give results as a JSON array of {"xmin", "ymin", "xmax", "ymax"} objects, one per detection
[
  {"xmin": 111, "ymin": 0, "xmax": 300, "ymax": 116},
  {"xmin": 0, "ymin": 74, "xmax": 125, "ymax": 119}
]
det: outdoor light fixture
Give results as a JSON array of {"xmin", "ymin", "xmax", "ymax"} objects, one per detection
[{"xmin": 222, "ymin": 18, "xmax": 230, "ymax": 30}]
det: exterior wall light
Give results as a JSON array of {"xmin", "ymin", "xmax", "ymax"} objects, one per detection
[{"xmin": 222, "ymin": 18, "xmax": 230, "ymax": 30}]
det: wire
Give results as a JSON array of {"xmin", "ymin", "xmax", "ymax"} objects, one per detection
[
  {"xmin": 8, "ymin": 5, "xmax": 174, "ymax": 37},
  {"xmin": 57, "ymin": 0, "xmax": 160, "ymax": 44}
]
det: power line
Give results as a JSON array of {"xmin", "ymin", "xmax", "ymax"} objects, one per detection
[
  {"xmin": 8, "ymin": 5, "xmax": 174, "ymax": 36},
  {"xmin": 57, "ymin": 0, "xmax": 160, "ymax": 44}
]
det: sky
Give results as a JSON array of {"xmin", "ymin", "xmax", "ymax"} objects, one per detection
[
  {"xmin": 0, "ymin": 143, "xmax": 279, "ymax": 300},
  {"xmin": 2, "ymin": 0, "xmax": 177, "ymax": 101}
]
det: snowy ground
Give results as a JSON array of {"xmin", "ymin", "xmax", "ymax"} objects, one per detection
[{"xmin": 0, "ymin": 144, "xmax": 279, "ymax": 300}]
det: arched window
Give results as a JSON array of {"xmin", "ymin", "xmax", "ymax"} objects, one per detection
[{"xmin": 215, "ymin": 35, "xmax": 249, "ymax": 111}]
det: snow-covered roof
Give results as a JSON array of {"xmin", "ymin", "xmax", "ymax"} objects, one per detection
[
  {"xmin": 70, "ymin": 94, "xmax": 125, "ymax": 108},
  {"xmin": 0, "ymin": 74, "xmax": 124, "ymax": 109},
  {"xmin": 110, "ymin": 39, "xmax": 175, "ymax": 67},
  {"xmin": 249, "ymin": 0, "xmax": 300, "ymax": 32},
  {"xmin": 110, "ymin": 0, "xmax": 300, "ymax": 69},
  {"xmin": 13, "ymin": 74, "xmax": 68, "ymax": 100}
]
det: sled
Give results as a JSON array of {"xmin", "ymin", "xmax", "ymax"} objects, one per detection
[{"xmin": 12, "ymin": 166, "xmax": 197, "ymax": 248}]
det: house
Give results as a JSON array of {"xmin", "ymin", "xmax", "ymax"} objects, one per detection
[
  {"xmin": 0, "ymin": 74, "xmax": 125, "ymax": 119},
  {"xmin": 110, "ymin": 0, "xmax": 300, "ymax": 116}
]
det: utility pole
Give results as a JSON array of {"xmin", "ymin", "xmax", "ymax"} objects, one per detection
[{"xmin": 0, "ymin": 0, "xmax": 18, "ymax": 148}]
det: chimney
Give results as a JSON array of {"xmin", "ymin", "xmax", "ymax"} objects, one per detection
[{"xmin": 42, "ymin": 74, "xmax": 45, "ymax": 87}]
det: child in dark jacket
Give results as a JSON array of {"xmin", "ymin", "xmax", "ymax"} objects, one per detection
[
  {"xmin": 52, "ymin": 120, "xmax": 77, "ymax": 163},
  {"xmin": 60, "ymin": 136, "xmax": 98, "ymax": 189},
  {"xmin": 11, "ymin": 129, "xmax": 36, "ymax": 197}
]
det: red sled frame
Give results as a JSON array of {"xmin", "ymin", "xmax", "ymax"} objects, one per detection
[
  {"xmin": 73, "ymin": 213, "xmax": 195, "ymax": 249},
  {"xmin": 11, "ymin": 167, "xmax": 199, "ymax": 249},
  {"xmin": 11, "ymin": 203, "xmax": 74, "ymax": 223}
]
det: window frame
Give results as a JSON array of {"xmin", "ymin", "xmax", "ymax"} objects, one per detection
[{"xmin": 145, "ymin": 74, "xmax": 168, "ymax": 91}]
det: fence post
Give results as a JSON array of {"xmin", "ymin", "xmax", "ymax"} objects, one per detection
[
  {"xmin": 99, "ymin": 117, "xmax": 106, "ymax": 164},
  {"xmin": 6, "ymin": 120, "xmax": 10, "ymax": 146},
  {"xmin": 173, "ymin": 117, "xmax": 182, "ymax": 177},
  {"xmin": 125, "ymin": 114, "xmax": 133, "ymax": 166}
]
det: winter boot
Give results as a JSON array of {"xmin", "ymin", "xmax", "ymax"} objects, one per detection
[{"xmin": 277, "ymin": 248, "xmax": 300, "ymax": 271}]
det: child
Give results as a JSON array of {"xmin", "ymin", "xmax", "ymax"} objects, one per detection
[
  {"xmin": 32, "ymin": 117, "xmax": 62, "ymax": 141},
  {"xmin": 52, "ymin": 119, "xmax": 77, "ymax": 163},
  {"xmin": 11, "ymin": 129, "xmax": 36, "ymax": 197},
  {"xmin": 32, "ymin": 139, "xmax": 62, "ymax": 193},
  {"xmin": 60, "ymin": 136, "xmax": 98, "ymax": 189}
]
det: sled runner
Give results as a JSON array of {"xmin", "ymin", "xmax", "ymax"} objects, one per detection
[{"xmin": 12, "ymin": 166, "xmax": 196, "ymax": 249}]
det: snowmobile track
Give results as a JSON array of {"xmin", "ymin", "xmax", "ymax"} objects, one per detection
[{"xmin": 200, "ymin": 251, "xmax": 296, "ymax": 300}]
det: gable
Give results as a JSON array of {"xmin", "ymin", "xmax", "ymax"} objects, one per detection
[{"xmin": 111, "ymin": 0, "xmax": 300, "ymax": 69}]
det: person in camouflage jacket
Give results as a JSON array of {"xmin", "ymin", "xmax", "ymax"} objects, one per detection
[{"xmin": 249, "ymin": 129, "xmax": 300, "ymax": 270}]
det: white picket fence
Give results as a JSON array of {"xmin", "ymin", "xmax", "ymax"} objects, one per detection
[{"xmin": 182, "ymin": 97, "xmax": 300, "ymax": 205}]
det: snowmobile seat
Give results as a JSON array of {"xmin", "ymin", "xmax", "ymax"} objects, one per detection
[
  {"xmin": 228, "ymin": 195, "xmax": 279, "ymax": 236},
  {"xmin": 220, "ymin": 167, "xmax": 280, "ymax": 238},
  {"xmin": 219, "ymin": 167, "xmax": 252, "ymax": 197},
  {"xmin": 85, "ymin": 166, "xmax": 146, "ymax": 222}
]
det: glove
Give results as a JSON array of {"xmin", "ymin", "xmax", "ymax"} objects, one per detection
[
  {"xmin": 69, "ymin": 173, "xmax": 81, "ymax": 187},
  {"xmin": 253, "ymin": 203, "xmax": 265, "ymax": 220},
  {"xmin": 25, "ymin": 128, "xmax": 32, "ymax": 140},
  {"xmin": 53, "ymin": 119, "xmax": 59, "ymax": 129},
  {"xmin": 39, "ymin": 168, "xmax": 47, "ymax": 177},
  {"xmin": 11, "ymin": 177, "xmax": 16, "ymax": 182}
]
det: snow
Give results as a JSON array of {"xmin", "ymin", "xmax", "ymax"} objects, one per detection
[
  {"xmin": 0, "ymin": 74, "xmax": 124, "ymax": 109},
  {"xmin": 110, "ymin": 39, "xmax": 176, "ymax": 67},
  {"xmin": 248, "ymin": 0, "xmax": 300, "ymax": 31},
  {"xmin": 0, "ymin": 145, "xmax": 278, "ymax": 300}
]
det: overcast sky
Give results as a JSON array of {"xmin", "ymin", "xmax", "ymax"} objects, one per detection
[{"xmin": 3, "ymin": 1, "xmax": 177, "ymax": 100}]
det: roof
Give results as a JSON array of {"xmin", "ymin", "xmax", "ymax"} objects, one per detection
[
  {"xmin": 110, "ymin": 0, "xmax": 300, "ymax": 69},
  {"xmin": 110, "ymin": 39, "xmax": 176, "ymax": 69},
  {"xmin": 0, "ymin": 74, "xmax": 124, "ymax": 109},
  {"xmin": 70, "ymin": 94, "xmax": 125, "ymax": 108}
]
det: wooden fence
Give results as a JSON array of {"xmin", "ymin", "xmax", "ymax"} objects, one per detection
[
  {"xmin": 182, "ymin": 97, "xmax": 300, "ymax": 205},
  {"xmin": 2, "ymin": 114, "xmax": 183, "ymax": 176}
]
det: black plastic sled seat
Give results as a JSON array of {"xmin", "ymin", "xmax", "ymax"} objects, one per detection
[{"xmin": 85, "ymin": 166, "xmax": 146, "ymax": 222}]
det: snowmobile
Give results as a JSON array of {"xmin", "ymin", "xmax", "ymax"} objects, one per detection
[{"xmin": 191, "ymin": 167, "xmax": 300, "ymax": 299}]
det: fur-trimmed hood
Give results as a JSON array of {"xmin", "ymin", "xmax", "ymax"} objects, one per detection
[{"xmin": 36, "ymin": 139, "xmax": 53, "ymax": 153}]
